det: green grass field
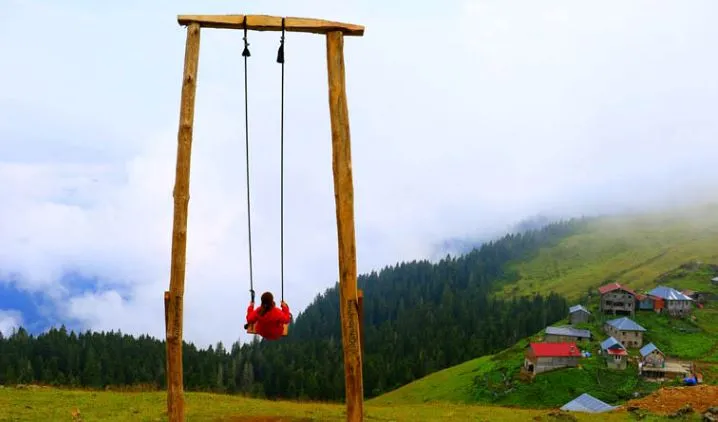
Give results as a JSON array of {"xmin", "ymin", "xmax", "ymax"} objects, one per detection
[{"xmin": 0, "ymin": 386, "xmax": 657, "ymax": 422}]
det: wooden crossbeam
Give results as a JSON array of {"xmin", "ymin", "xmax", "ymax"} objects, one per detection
[{"xmin": 177, "ymin": 15, "xmax": 365, "ymax": 36}]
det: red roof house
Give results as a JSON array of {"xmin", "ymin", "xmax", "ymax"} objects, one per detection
[
  {"xmin": 529, "ymin": 342, "xmax": 582, "ymax": 357},
  {"xmin": 598, "ymin": 282, "xmax": 636, "ymax": 296},
  {"xmin": 598, "ymin": 282, "xmax": 637, "ymax": 316},
  {"xmin": 524, "ymin": 342, "xmax": 582, "ymax": 376}
]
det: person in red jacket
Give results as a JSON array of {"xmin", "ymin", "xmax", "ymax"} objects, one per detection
[{"xmin": 245, "ymin": 291, "xmax": 291, "ymax": 340}]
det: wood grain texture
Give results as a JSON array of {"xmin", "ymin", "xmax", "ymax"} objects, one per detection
[
  {"xmin": 358, "ymin": 290, "xmax": 364, "ymax": 357},
  {"xmin": 177, "ymin": 15, "xmax": 364, "ymax": 36},
  {"xmin": 164, "ymin": 291, "xmax": 170, "ymax": 389},
  {"xmin": 326, "ymin": 30, "xmax": 364, "ymax": 422},
  {"xmin": 166, "ymin": 22, "xmax": 201, "ymax": 422}
]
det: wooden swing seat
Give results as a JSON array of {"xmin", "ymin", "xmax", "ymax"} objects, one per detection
[{"xmin": 245, "ymin": 322, "xmax": 289, "ymax": 336}]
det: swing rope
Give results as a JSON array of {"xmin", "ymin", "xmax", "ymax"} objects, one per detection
[
  {"xmin": 277, "ymin": 19, "xmax": 286, "ymax": 303},
  {"xmin": 241, "ymin": 18, "xmax": 287, "ymax": 307},
  {"xmin": 242, "ymin": 17, "xmax": 256, "ymax": 305}
]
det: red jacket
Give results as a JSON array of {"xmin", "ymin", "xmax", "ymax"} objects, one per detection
[{"xmin": 246, "ymin": 303, "xmax": 291, "ymax": 340}]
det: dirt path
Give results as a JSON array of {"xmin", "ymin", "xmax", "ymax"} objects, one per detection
[{"xmin": 623, "ymin": 385, "xmax": 718, "ymax": 414}]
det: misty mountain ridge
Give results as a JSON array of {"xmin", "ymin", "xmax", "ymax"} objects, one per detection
[
  {"xmin": 2, "ymin": 202, "xmax": 718, "ymax": 403},
  {"xmin": 430, "ymin": 213, "xmax": 566, "ymax": 260}
]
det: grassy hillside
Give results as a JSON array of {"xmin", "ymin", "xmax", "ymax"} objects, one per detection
[
  {"xmin": 0, "ymin": 386, "xmax": 653, "ymax": 422},
  {"xmin": 372, "ymin": 205, "xmax": 718, "ymax": 412},
  {"xmin": 371, "ymin": 300, "xmax": 718, "ymax": 410},
  {"xmin": 497, "ymin": 203, "xmax": 718, "ymax": 301}
]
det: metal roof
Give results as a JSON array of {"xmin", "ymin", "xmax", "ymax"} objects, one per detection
[
  {"xmin": 600, "ymin": 336, "xmax": 625, "ymax": 351},
  {"xmin": 639, "ymin": 342, "xmax": 662, "ymax": 357},
  {"xmin": 560, "ymin": 393, "xmax": 617, "ymax": 413},
  {"xmin": 648, "ymin": 286, "xmax": 694, "ymax": 301},
  {"xmin": 546, "ymin": 326, "xmax": 592, "ymax": 339},
  {"xmin": 569, "ymin": 304, "xmax": 591, "ymax": 314},
  {"xmin": 606, "ymin": 316, "xmax": 646, "ymax": 332}
]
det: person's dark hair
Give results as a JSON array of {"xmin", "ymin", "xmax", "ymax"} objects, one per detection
[{"xmin": 259, "ymin": 291, "xmax": 274, "ymax": 316}]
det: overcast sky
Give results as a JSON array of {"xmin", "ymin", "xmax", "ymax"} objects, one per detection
[{"xmin": 1, "ymin": 0, "xmax": 717, "ymax": 347}]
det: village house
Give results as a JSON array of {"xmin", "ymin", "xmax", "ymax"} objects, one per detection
[
  {"xmin": 639, "ymin": 343, "xmax": 665, "ymax": 368},
  {"xmin": 638, "ymin": 343, "xmax": 693, "ymax": 380},
  {"xmin": 523, "ymin": 342, "xmax": 582, "ymax": 376},
  {"xmin": 600, "ymin": 336, "xmax": 628, "ymax": 370},
  {"xmin": 635, "ymin": 293, "xmax": 655, "ymax": 311},
  {"xmin": 568, "ymin": 304, "xmax": 591, "ymax": 324},
  {"xmin": 545, "ymin": 326, "xmax": 592, "ymax": 343},
  {"xmin": 647, "ymin": 286, "xmax": 694, "ymax": 316},
  {"xmin": 603, "ymin": 316, "xmax": 646, "ymax": 348},
  {"xmin": 598, "ymin": 282, "xmax": 636, "ymax": 316},
  {"xmin": 640, "ymin": 360, "xmax": 693, "ymax": 380}
]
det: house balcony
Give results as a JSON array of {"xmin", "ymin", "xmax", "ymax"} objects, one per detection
[{"xmin": 601, "ymin": 304, "xmax": 634, "ymax": 315}]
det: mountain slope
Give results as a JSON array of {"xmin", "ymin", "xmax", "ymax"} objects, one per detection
[
  {"xmin": 0, "ymin": 219, "xmax": 585, "ymax": 401},
  {"xmin": 371, "ymin": 301, "xmax": 717, "ymax": 409},
  {"xmin": 264, "ymin": 203, "xmax": 718, "ymax": 402},
  {"xmin": 370, "ymin": 212, "xmax": 718, "ymax": 409},
  {"xmin": 496, "ymin": 203, "xmax": 718, "ymax": 301},
  {"xmin": 254, "ymin": 219, "xmax": 586, "ymax": 398},
  {"xmin": 3, "ymin": 203, "xmax": 718, "ymax": 407}
]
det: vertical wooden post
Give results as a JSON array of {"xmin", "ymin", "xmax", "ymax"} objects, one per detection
[
  {"xmin": 166, "ymin": 22, "xmax": 201, "ymax": 422},
  {"xmin": 326, "ymin": 30, "xmax": 364, "ymax": 422}
]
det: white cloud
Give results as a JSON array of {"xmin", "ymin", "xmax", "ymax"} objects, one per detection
[
  {"xmin": 0, "ymin": 310, "xmax": 23, "ymax": 336},
  {"xmin": 1, "ymin": 0, "xmax": 718, "ymax": 347}
]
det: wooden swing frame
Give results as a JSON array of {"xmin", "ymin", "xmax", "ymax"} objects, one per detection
[{"xmin": 163, "ymin": 14, "xmax": 365, "ymax": 422}]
